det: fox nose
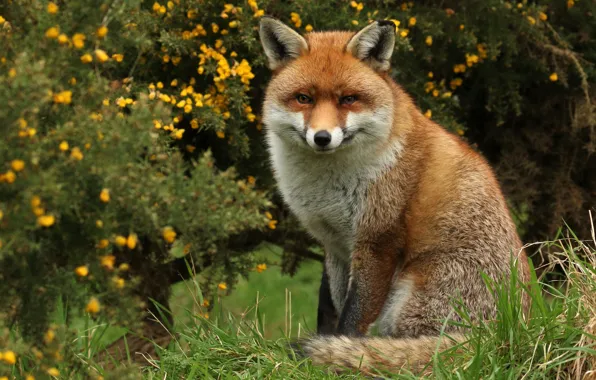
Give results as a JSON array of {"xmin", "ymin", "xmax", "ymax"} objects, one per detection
[{"xmin": 314, "ymin": 130, "xmax": 332, "ymax": 147}]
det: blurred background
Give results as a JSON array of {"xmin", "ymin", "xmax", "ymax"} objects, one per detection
[{"xmin": 0, "ymin": 0, "xmax": 594, "ymax": 378}]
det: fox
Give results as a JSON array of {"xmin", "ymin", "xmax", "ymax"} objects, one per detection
[{"xmin": 259, "ymin": 17, "xmax": 530, "ymax": 375}]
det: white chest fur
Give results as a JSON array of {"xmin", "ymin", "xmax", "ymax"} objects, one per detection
[{"xmin": 267, "ymin": 133, "xmax": 401, "ymax": 261}]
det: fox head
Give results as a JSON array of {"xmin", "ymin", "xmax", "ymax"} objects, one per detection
[{"xmin": 259, "ymin": 17, "xmax": 398, "ymax": 154}]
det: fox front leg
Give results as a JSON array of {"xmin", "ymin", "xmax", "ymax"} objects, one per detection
[
  {"xmin": 316, "ymin": 265, "xmax": 338, "ymax": 334},
  {"xmin": 337, "ymin": 244, "xmax": 400, "ymax": 336}
]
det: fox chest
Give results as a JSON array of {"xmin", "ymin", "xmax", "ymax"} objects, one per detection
[{"xmin": 277, "ymin": 167, "xmax": 369, "ymax": 258}]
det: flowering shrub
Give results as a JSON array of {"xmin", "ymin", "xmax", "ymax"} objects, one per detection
[{"xmin": 0, "ymin": 0, "xmax": 594, "ymax": 377}]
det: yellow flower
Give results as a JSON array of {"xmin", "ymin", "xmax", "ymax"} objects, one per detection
[
  {"xmin": 25, "ymin": 376, "xmax": 35, "ymax": 380},
  {"xmin": 162, "ymin": 226, "xmax": 177, "ymax": 243},
  {"xmin": 37, "ymin": 215, "xmax": 56, "ymax": 227},
  {"xmin": 432, "ymin": 89, "xmax": 439, "ymax": 97},
  {"xmin": 97, "ymin": 239, "xmax": 110, "ymax": 249},
  {"xmin": 2, "ymin": 350, "xmax": 16, "ymax": 365},
  {"xmin": 567, "ymin": 0, "xmax": 574, "ymax": 8},
  {"xmin": 114, "ymin": 235, "xmax": 127, "ymax": 247},
  {"xmin": 47, "ymin": 2, "xmax": 59, "ymax": 14},
  {"xmin": 268, "ymin": 220, "xmax": 278, "ymax": 230},
  {"xmin": 80, "ymin": 53, "xmax": 93, "ymax": 64},
  {"xmin": 85, "ymin": 297, "xmax": 101, "ymax": 314},
  {"xmin": 45, "ymin": 26, "xmax": 60, "ymax": 39},
  {"xmin": 0, "ymin": 16, "xmax": 5, "ymax": 24},
  {"xmin": 59, "ymin": 141, "xmax": 69, "ymax": 151},
  {"xmin": 218, "ymin": 282, "xmax": 227, "ymax": 290},
  {"xmin": 94, "ymin": 49, "xmax": 109, "ymax": 63},
  {"xmin": 351, "ymin": 20, "xmax": 359, "ymax": 25},
  {"xmin": 33, "ymin": 207, "xmax": 45, "ymax": 216},
  {"xmin": 247, "ymin": 176, "xmax": 256, "ymax": 185},
  {"xmin": 450, "ymin": 77, "xmax": 463, "ymax": 89},
  {"xmin": 99, "ymin": 188, "xmax": 110, "ymax": 203},
  {"xmin": 0, "ymin": 210, "xmax": 3, "ymax": 220},
  {"xmin": 2, "ymin": 170, "xmax": 16, "ymax": 184},
  {"xmin": 172, "ymin": 128, "xmax": 185, "ymax": 139},
  {"xmin": 425, "ymin": 36, "xmax": 433, "ymax": 46},
  {"xmin": 424, "ymin": 109, "xmax": 432, "ymax": 118},
  {"xmin": 112, "ymin": 276, "xmax": 125, "ymax": 289},
  {"xmin": 96, "ymin": 220, "xmax": 103, "ymax": 228},
  {"xmin": 457, "ymin": 129, "xmax": 465, "ymax": 136},
  {"xmin": 96, "ymin": 26, "xmax": 108, "ymax": 38},
  {"xmin": 11, "ymin": 159, "xmax": 25, "ymax": 172},
  {"xmin": 305, "ymin": 24, "xmax": 313, "ymax": 32},
  {"xmin": 202, "ymin": 299, "xmax": 210, "ymax": 307},
  {"xmin": 549, "ymin": 72, "xmax": 558, "ymax": 82},
  {"xmin": 47, "ymin": 368, "xmax": 60, "ymax": 377},
  {"xmin": 58, "ymin": 34, "xmax": 69, "ymax": 44},
  {"xmin": 390, "ymin": 19, "xmax": 400, "ymax": 29},
  {"xmin": 119, "ymin": 263, "xmax": 130, "ymax": 271},
  {"xmin": 408, "ymin": 17, "xmax": 416, "ymax": 26},
  {"xmin": 265, "ymin": 211, "xmax": 273, "ymax": 220},
  {"xmin": 400, "ymin": 29, "xmax": 409, "ymax": 38},
  {"xmin": 126, "ymin": 233, "xmax": 138, "ymax": 249},
  {"xmin": 539, "ymin": 12, "xmax": 548, "ymax": 21},
  {"xmin": 256, "ymin": 263, "xmax": 267, "ymax": 273},
  {"xmin": 290, "ymin": 12, "xmax": 302, "ymax": 28},
  {"xmin": 70, "ymin": 147, "xmax": 84, "ymax": 160},
  {"xmin": 75, "ymin": 265, "xmax": 89, "ymax": 277},
  {"xmin": 53, "ymin": 90, "xmax": 72, "ymax": 104},
  {"xmin": 30, "ymin": 196, "xmax": 41, "ymax": 208},
  {"xmin": 72, "ymin": 33, "xmax": 86, "ymax": 49},
  {"xmin": 112, "ymin": 53, "xmax": 124, "ymax": 62},
  {"xmin": 459, "ymin": 24, "xmax": 465, "ymax": 31},
  {"xmin": 527, "ymin": 16, "xmax": 536, "ymax": 25},
  {"xmin": 453, "ymin": 64, "xmax": 466, "ymax": 73},
  {"xmin": 229, "ymin": 21, "xmax": 238, "ymax": 28},
  {"xmin": 100, "ymin": 255, "xmax": 115, "ymax": 269},
  {"xmin": 44, "ymin": 328, "xmax": 56, "ymax": 344},
  {"xmin": 254, "ymin": 9, "xmax": 265, "ymax": 18},
  {"xmin": 216, "ymin": 131, "xmax": 225, "ymax": 139},
  {"xmin": 428, "ymin": 71, "xmax": 434, "ymax": 78},
  {"xmin": 8, "ymin": 68, "xmax": 16, "ymax": 78}
]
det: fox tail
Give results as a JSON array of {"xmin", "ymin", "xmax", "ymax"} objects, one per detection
[{"xmin": 296, "ymin": 333, "xmax": 465, "ymax": 375}]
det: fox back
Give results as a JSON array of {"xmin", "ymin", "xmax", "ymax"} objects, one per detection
[{"xmin": 260, "ymin": 18, "xmax": 529, "ymax": 374}]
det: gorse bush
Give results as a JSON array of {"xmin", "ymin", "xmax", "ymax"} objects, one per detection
[{"xmin": 0, "ymin": 0, "xmax": 594, "ymax": 378}]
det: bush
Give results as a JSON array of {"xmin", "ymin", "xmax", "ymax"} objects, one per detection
[{"xmin": 0, "ymin": 0, "xmax": 594, "ymax": 378}]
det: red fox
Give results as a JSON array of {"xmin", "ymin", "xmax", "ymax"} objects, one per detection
[{"xmin": 259, "ymin": 17, "xmax": 530, "ymax": 374}]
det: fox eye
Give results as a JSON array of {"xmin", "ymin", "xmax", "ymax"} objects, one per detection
[
  {"xmin": 340, "ymin": 95, "xmax": 358, "ymax": 105},
  {"xmin": 296, "ymin": 94, "xmax": 313, "ymax": 104}
]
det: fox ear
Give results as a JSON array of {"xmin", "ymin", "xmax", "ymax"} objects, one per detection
[
  {"xmin": 259, "ymin": 17, "xmax": 308, "ymax": 70},
  {"xmin": 346, "ymin": 20, "xmax": 396, "ymax": 72}
]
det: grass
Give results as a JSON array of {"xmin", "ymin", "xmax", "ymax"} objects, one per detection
[
  {"xmin": 136, "ymin": 233, "xmax": 595, "ymax": 379},
  {"xmin": 170, "ymin": 243, "xmax": 323, "ymax": 340},
  {"xmin": 11, "ymin": 234, "xmax": 596, "ymax": 379}
]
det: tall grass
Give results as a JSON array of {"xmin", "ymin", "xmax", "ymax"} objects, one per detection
[
  {"xmin": 11, "ymin": 232, "xmax": 595, "ymax": 379},
  {"xmin": 145, "ymin": 228, "xmax": 596, "ymax": 379}
]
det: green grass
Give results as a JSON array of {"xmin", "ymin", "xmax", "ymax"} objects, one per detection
[
  {"xmin": 12, "ymin": 238, "xmax": 596, "ymax": 379},
  {"xmin": 170, "ymin": 243, "xmax": 323, "ymax": 339},
  {"xmin": 145, "ymin": 237, "xmax": 596, "ymax": 379}
]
